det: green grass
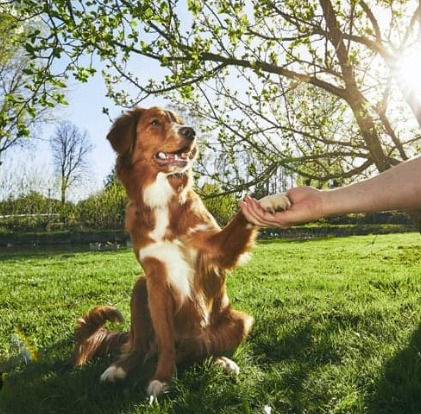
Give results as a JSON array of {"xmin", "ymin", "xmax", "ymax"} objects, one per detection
[{"xmin": 0, "ymin": 233, "xmax": 421, "ymax": 413}]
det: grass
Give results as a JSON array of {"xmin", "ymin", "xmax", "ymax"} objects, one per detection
[{"xmin": 0, "ymin": 233, "xmax": 421, "ymax": 413}]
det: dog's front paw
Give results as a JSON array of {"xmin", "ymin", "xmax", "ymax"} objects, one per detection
[
  {"xmin": 259, "ymin": 193, "xmax": 291, "ymax": 213},
  {"xmin": 146, "ymin": 379, "xmax": 169, "ymax": 399},
  {"xmin": 214, "ymin": 356, "xmax": 240, "ymax": 375},
  {"xmin": 100, "ymin": 365, "xmax": 127, "ymax": 382}
]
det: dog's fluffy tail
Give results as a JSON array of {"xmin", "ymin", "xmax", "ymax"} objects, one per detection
[{"xmin": 73, "ymin": 305, "xmax": 129, "ymax": 367}]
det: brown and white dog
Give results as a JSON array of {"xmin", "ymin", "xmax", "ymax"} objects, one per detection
[{"xmin": 73, "ymin": 107, "xmax": 290, "ymax": 398}]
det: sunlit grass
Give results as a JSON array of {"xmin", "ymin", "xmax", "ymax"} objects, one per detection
[{"xmin": 0, "ymin": 233, "xmax": 421, "ymax": 413}]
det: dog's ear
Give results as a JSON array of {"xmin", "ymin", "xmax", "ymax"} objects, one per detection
[
  {"xmin": 107, "ymin": 108, "xmax": 145, "ymax": 155},
  {"xmin": 166, "ymin": 109, "xmax": 184, "ymax": 125}
]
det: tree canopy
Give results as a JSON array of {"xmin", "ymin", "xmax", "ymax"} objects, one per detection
[
  {"xmin": 4, "ymin": 0, "xmax": 421, "ymax": 191},
  {"xmin": 0, "ymin": 6, "xmax": 66, "ymax": 163}
]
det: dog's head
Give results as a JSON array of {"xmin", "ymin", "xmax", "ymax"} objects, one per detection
[{"xmin": 107, "ymin": 106, "xmax": 198, "ymax": 175}]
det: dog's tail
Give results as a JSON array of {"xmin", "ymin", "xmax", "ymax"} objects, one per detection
[{"xmin": 73, "ymin": 305, "xmax": 129, "ymax": 367}]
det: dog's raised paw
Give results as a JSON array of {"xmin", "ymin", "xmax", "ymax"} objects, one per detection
[
  {"xmin": 214, "ymin": 356, "xmax": 240, "ymax": 375},
  {"xmin": 100, "ymin": 365, "xmax": 127, "ymax": 382},
  {"xmin": 259, "ymin": 193, "xmax": 291, "ymax": 213}
]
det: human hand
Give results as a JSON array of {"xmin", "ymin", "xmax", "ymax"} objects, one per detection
[{"xmin": 239, "ymin": 187, "xmax": 324, "ymax": 228}]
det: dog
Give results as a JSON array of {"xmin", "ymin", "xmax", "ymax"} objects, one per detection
[{"xmin": 73, "ymin": 106, "xmax": 291, "ymax": 398}]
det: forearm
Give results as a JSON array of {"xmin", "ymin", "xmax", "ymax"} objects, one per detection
[
  {"xmin": 322, "ymin": 155, "xmax": 421, "ymax": 216},
  {"xmin": 240, "ymin": 155, "xmax": 421, "ymax": 229}
]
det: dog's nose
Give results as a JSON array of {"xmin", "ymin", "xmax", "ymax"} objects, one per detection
[{"xmin": 179, "ymin": 126, "xmax": 196, "ymax": 140}]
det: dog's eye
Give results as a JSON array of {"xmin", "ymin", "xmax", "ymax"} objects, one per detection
[{"xmin": 150, "ymin": 119, "xmax": 160, "ymax": 126}]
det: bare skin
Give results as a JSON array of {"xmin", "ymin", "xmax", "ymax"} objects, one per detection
[{"xmin": 240, "ymin": 155, "xmax": 421, "ymax": 229}]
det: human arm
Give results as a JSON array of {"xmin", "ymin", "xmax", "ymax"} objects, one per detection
[{"xmin": 239, "ymin": 155, "xmax": 421, "ymax": 228}]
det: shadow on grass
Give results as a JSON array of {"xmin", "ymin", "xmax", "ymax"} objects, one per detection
[
  {"xmin": 248, "ymin": 309, "xmax": 421, "ymax": 413},
  {"xmin": 367, "ymin": 324, "xmax": 421, "ymax": 414},
  {"xmin": 3, "ymin": 312, "xmax": 421, "ymax": 413},
  {"xmin": 0, "ymin": 340, "xmax": 247, "ymax": 414},
  {"xmin": 0, "ymin": 338, "xmax": 155, "ymax": 414},
  {"xmin": 248, "ymin": 319, "xmax": 342, "ymax": 412}
]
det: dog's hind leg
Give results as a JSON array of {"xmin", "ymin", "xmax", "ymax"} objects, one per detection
[
  {"xmin": 211, "ymin": 307, "xmax": 253, "ymax": 348},
  {"xmin": 208, "ymin": 308, "xmax": 254, "ymax": 374},
  {"xmin": 176, "ymin": 307, "xmax": 254, "ymax": 373}
]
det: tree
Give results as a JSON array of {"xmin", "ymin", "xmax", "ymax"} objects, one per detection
[
  {"xmin": 50, "ymin": 121, "xmax": 93, "ymax": 205},
  {"xmin": 0, "ymin": 7, "xmax": 65, "ymax": 165},
  {"xmin": 11, "ymin": 1, "xmax": 421, "ymax": 227},
  {"xmin": 15, "ymin": 1, "xmax": 420, "ymax": 174}
]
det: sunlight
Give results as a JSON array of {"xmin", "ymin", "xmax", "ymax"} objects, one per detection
[{"xmin": 395, "ymin": 46, "xmax": 421, "ymax": 93}]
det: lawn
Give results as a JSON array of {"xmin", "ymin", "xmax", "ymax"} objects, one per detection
[{"xmin": 0, "ymin": 233, "xmax": 421, "ymax": 413}]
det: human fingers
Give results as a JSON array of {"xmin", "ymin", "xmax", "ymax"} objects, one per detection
[
  {"xmin": 241, "ymin": 196, "xmax": 290, "ymax": 228},
  {"xmin": 239, "ymin": 197, "xmax": 264, "ymax": 226},
  {"xmin": 239, "ymin": 196, "xmax": 271, "ymax": 226}
]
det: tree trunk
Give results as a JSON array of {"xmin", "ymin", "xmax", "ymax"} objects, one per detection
[{"xmin": 61, "ymin": 178, "xmax": 67, "ymax": 205}]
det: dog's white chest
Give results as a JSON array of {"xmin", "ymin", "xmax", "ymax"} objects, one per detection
[
  {"xmin": 150, "ymin": 208, "xmax": 170, "ymax": 241},
  {"xmin": 143, "ymin": 172, "xmax": 174, "ymax": 209},
  {"xmin": 140, "ymin": 173, "xmax": 195, "ymax": 299},
  {"xmin": 139, "ymin": 240, "xmax": 194, "ymax": 299}
]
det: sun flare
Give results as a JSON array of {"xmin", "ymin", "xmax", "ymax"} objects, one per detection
[{"xmin": 396, "ymin": 46, "xmax": 421, "ymax": 93}]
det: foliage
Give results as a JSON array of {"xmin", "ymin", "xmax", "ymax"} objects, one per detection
[
  {"xmin": 199, "ymin": 183, "xmax": 238, "ymax": 226},
  {"xmin": 76, "ymin": 181, "xmax": 127, "ymax": 229},
  {"xmin": 0, "ymin": 7, "xmax": 62, "ymax": 159},
  {"xmin": 8, "ymin": 0, "xmax": 421, "ymax": 192},
  {"xmin": 1, "ymin": 233, "xmax": 421, "ymax": 413},
  {"xmin": 0, "ymin": 179, "xmax": 128, "ymax": 232},
  {"xmin": 0, "ymin": 191, "xmax": 61, "ymax": 231}
]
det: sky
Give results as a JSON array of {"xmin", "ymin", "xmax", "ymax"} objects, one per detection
[{"xmin": 56, "ymin": 74, "xmax": 120, "ymax": 185}]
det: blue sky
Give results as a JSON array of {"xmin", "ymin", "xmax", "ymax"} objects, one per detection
[{"xmin": 62, "ymin": 73, "xmax": 119, "ymax": 183}]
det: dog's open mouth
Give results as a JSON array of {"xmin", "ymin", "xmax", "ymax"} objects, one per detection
[{"xmin": 155, "ymin": 147, "xmax": 193, "ymax": 167}]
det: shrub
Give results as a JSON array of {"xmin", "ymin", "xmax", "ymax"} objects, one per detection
[{"xmin": 76, "ymin": 182, "xmax": 127, "ymax": 229}]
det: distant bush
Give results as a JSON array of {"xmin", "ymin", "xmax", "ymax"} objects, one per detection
[
  {"xmin": 0, "ymin": 182, "xmax": 127, "ymax": 232},
  {"xmin": 76, "ymin": 182, "xmax": 127, "ymax": 229},
  {"xmin": 0, "ymin": 192, "xmax": 62, "ymax": 231}
]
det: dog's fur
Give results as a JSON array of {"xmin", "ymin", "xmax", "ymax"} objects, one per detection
[{"xmin": 73, "ymin": 107, "xmax": 290, "ymax": 397}]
